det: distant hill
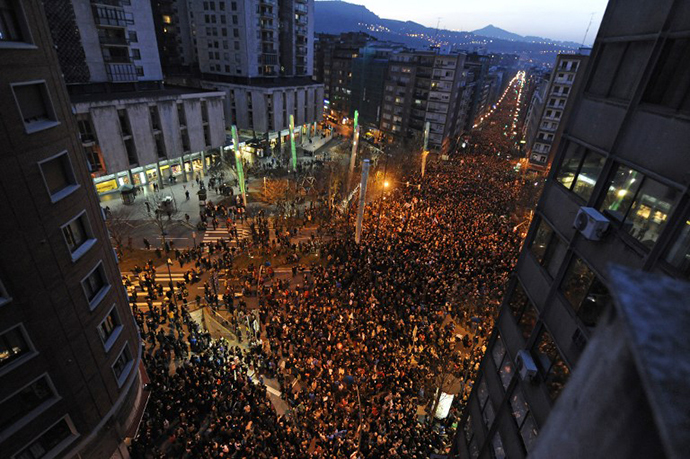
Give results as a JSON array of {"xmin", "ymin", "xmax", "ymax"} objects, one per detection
[
  {"xmin": 472, "ymin": 24, "xmax": 582, "ymax": 49},
  {"xmin": 314, "ymin": 1, "xmax": 579, "ymax": 65}
]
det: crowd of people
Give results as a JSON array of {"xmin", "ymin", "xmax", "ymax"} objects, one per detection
[{"xmin": 129, "ymin": 149, "xmax": 530, "ymax": 458}]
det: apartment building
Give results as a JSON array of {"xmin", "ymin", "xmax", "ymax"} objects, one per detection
[
  {"xmin": 44, "ymin": 0, "xmax": 227, "ymax": 195},
  {"xmin": 453, "ymin": 0, "xmax": 690, "ymax": 458},
  {"xmin": 0, "ymin": 2, "xmax": 146, "ymax": 457},
  {"xmin": 527, "ymin": 52, "xmax": 589, "ymax": 170},
  {"xmin": 380, "ymin": 52, "xmax": 467, "ymax": 151}
]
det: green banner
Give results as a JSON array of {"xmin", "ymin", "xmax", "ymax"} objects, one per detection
[
  {"xmin": 231, "ymin": 125, "xmax": 245, "ymax": 196},
  {"xmin": 289, "ymin": 114, "xmax": 297, "ymax": 171},
  {"xmin": 354, "ymin": 110, "xmax": 359, "ymax": 132}
]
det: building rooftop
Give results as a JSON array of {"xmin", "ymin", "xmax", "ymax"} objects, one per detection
[
  {"xmin": 199, "ymin": 74, "xmax": 322, "ymax": 88},
  {"xmin": 609, "ymin": 265, "xmax": 690, "ymax": 459},
  {"xmin": 70, "ymin": 85, "xmax": 224, "ymax": 105}
]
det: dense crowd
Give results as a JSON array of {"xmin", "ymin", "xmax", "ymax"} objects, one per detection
[{"xmin": 129, "ymin": 150, "xmax": 528, "ymax": 458}]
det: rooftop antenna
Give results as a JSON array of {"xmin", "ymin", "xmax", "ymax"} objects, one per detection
[
  {"xmin": 581, "ymin": 12, "xmax": 595, "ymax": 46},
  {"xmin": 434, "ymin": 17, "xmax": 442, "ymax": 39}
]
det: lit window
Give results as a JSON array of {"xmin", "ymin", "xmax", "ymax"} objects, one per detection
[
  {"xmin": 162, "ymin": 14, "xmax": 172, "ymax": 24},
  {"xmin": 14, "ymin": 417, "xmax": 77, "ymax": 459},
  {"xmin": 600, "ymin": 165, "xmax": 678, "ymax": 248},
  {"xmin": 508, "ymin": 283, "xmax": 538, "ymax": 341},
  {"xmin": 0, "ymin": 325, "xmax": 31, "ymax": 370},
  {"xmin": 38, "ymin": 152, "xmax": 78, "ymax": 202},
  {"xmin": 556, "ymin": 142, "xmax": 605, "ymax": 200},
  {"xmin": 12, "ymin": 81, "xmax": 59, "ymax": 133}
]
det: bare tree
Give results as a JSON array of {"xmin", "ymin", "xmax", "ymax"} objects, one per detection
[
  {"xmin": 105, "ymin": 206, "xmax": 135, "ymax": 257},
  {"xmin": 141, "ymin": 192, "xmax": 179, "ymax": 251},
  {"xmin": 259, "ymin": 178, "xmax": 291, "ymax": 205}
]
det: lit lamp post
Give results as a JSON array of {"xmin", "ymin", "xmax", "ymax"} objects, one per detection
[
  {"xmin": 231, "ymin": 125, "xmax": 247, "ymax": 207},
  {"xmin": 421, "ymin": 121, "xmax": 430, "ymax": 178}
]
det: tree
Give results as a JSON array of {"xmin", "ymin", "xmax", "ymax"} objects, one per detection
[
  {"xmin": 141, "ymin": 192, "xmax": 179, "ymax": 251},
  {"xmin": 259, "ymin": 178, "xmax": 291, "ymax": 205},
  {"xmin": 105, "ymin": 206, "xmax": 135, "ymax": 257}
]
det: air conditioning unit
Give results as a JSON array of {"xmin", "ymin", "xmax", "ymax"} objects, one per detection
[
  {"xmin": 574, "ymin": 206, "xmax": 610, "ymax": 241},
  {"xmin": 516, "ymin": 350, "xmax": 538, "ymax": 382}
]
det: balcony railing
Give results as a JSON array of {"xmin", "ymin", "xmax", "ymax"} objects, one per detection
[
  {"xmin": 99, "ymin": 35, "xmax": 128, "ymax": 46},
  {"xmin": 295, "ymin": 3, "xmax": 308, "ymax": 13},
  {"xmin": 93, "ymin": 6, "xmax": 134, "ymax": 27},
  {"xmin": 106, "ymin": 63, "xmax": 137, "ymax": 82},
  {"xmin": 295, "ymin": 26, "xmax": 308, "ymax": 36}
]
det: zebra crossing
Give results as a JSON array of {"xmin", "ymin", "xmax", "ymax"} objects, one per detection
[
  {"xmin": 201, "ymin": 226, "xmax": 252, "ymax": 244},
  {"xmin": 122, "ymin": 270, "xmax": 187, "ymax": 311}
]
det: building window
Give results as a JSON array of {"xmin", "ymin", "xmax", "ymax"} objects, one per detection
[
  {"xmin": 532, "ymin": 328, "xmax": 570, "ymax": 401},
  {"xmin": 664, "ymin": 210, "xmax": 690, "ymax": 277},
  {"xmin": 642, "ymin": 38, "xmax": 690, "ymax": 114},
  {"xmin": 124, "ymin": 138, "xmax": 137, "ymax": 165},
  {"xmin": 492, "ymin": 431, "xmax": 506, "ymax": 459},
  {"xmin": 0, "ymin": 279, "xmax": 9, "ymax": 307},
  {"xmin": 492, "ymin": 334, "xmax": 505, "ymax": 367},
  {"xmin": 38, "ymin": 152, "xmax": 79, "ymax": 202},
  {"xmin": 0, "ymin": 375, "xmax": 56, "ymax": 435},
  {"xmin": 61, "ymin": 212, "xmax": 95, "ymax": 261},
  {"xmin": 76, "ymin": 115, "xmax": 96, "ymax": 144},
  {"xmin": 588, "ymin": 40, "xmax": 652, "ymax": 101},
  {"xmin": 14, "ymin": 417, "xmax": 77, "ymax": 459},
  {"xmin": 510, "ymin": 387, "xmax": 539, "ymax": 453},
  {"xmin": 0, "ymin": 325, "xmax": 31, "ymax": 371},
  {"xmin": 84, "ymin": 145, "xmax": 103, "ymax": 173},
  {"xmin": 0, "ymin": 0, "xmax": 30, "ymax": 45},
  {"xmin": 508, "ymin": 282, "xmax": 538, "ymax": 341},
  {"xmin": 498, "ymin": 351, "xmax": 514, "ymax": 390},
  {"xmin": 12, "ymin": 81, "xmax": 59, "ymax": 134},
  {"xmin": 82, "ymin": 263, "xmax": 109, "ymax": 309},
  {"xmin": 177, "ymin": 103, "xmax": 186, "ymax": 127},
  {"xmin": 600, "ymin": 165, "xmax": 678, "ymax": 248},
  {"xmin": 98, "ymin": 306, "xmax": 122, "ymax": 351},
  {"xmin": 136, "ymin": 66, "xmax": 144, "ymax": 77},
  {"xmin": 560, "ymin": 256, "xmax": 610, "ymax": 328},
  {"xmin": 556, "ymin": 142, "xmax": 606, "ymax": 201},
  {"xmin": 112, "ymin": 344, "xmax": 133, "ymax": 386},
  {"xmin": 128, "ymin": 31, "xmax": 137, "ymax": 42},
  {"xmin": 530, "ymin": 218, "xmax": 567, "ymax": 278},
  {"xmin": 130, "ymin": 48, "xmax": 141, "ymax": 60}
]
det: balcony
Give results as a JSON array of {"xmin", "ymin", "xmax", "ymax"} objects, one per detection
[
  {"xmin": 260, "ymin": 53, "xmax": 278, "ymax": 65},
  {"xmin": 103, "ymin": 53, "xmax": 131, "ymax": 63},
  {"xmin": 93, "ymin": 6, "xmax": 133, "ymax": 27},
  {"xmin": 295, "ymin": 3, "xmax": 308, "ymax": 14},
  {"xmin": 106, "ymin": 63, "xmax": 137, "ymax": 82},
  {"xmin": 91, "ymin": 0, "xmax": 122, "ymax": 6},
  {"xmin": 260, "ymin": 0, "xmax": 277, "ymax": 4},
  {"xmin": 99, "ymin": 35, "xmax": 128, "ymax": 46},
  {"xmin": 295, "ymin": 26, "xmax": 308, "ymax": 36}
]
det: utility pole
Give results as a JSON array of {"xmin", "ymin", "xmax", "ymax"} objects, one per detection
[
  {"xmin": 354, "ymin": 159, "xmax": 370, "ymax": 243},
  {"xmin": 421, "ymin": 121, "xmax": 430, "ymax": 178}
]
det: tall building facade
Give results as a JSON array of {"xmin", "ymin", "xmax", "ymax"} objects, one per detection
[
  {"xmin": 45, "ymin": 0, "xmax": 163, "ymax": 90},
  {"xmin": 526, "ymin": 52, "xmax": 589, "ymax": 170},
  {"xmin": 182, "ymin": 0, "xmax": 324, "ymax": 134},
  {"xmin": 150, "ymin": 0, "xmax": 198, "ymax": 76},
  {"xmin": 44, "ymin": 0, "xmax": 227, "ymax": 196},
  {"xmin": 0, "ymin": 1, "xmax": 146, "ymax": 458},
  {"xmin": 453, "ymin": 0, "xmax": 690, "ymax": 458},
  {"xmin": 380, "ymin": 51, "xmax": 467, "ymax": 150},
  {"xmin": 350, "ymin": 41, "xmax": 406, "ymax": 127},
  {"xmin": 314, "ymin": 32, "xmax": 371, "ymax": 119}
]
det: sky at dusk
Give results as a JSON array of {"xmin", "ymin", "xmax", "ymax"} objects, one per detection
[{"xmin": 333, "ymin": 0, "xmax": 610, "ymax": 44}]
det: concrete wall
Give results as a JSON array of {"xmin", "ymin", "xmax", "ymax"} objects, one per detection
[{"xmin": 74, "ymin": 92, "xmax": 226, "ymax": 175}]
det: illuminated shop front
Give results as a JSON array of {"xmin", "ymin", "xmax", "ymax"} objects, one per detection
[{"xmin": 93, "ymin": 150, "xmax": 219, "ymax": 196}]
